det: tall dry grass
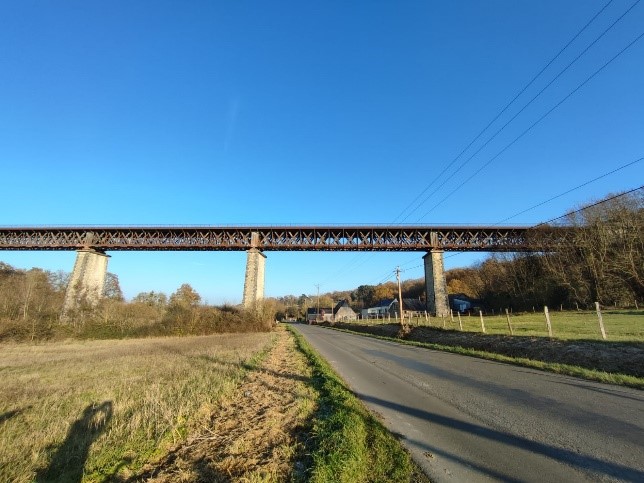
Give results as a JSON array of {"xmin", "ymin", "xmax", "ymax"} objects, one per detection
[{"xmin": 0, "ymin": 332, "xmax": 274, "ymax": 482}]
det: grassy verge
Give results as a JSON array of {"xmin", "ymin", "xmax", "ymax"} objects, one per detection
[
  {"xmin": 0, "ymin": 332, "xmax": 275, "ymax": 482},
  {"xmin": 288, "ymin": 326, "xmax": 429, "ymax": 483},
  {"xmin": 323, "ymin": 325, "xmax": 644, "ymax": 390}
]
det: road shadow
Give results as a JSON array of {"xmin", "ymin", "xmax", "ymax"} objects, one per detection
[
  {"xmin": 364, "ymin": 347, "xmax": 643, "ymax": 447},
  {"xmin": 358, "ymin": 392, "xmax": 644, "ymax": 481},
  {"xmin": 36, "ymin": 401, "xmax": 113, "ymax": 483}
]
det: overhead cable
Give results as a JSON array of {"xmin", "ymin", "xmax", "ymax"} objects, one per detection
[
  {"xmin": 417, "ymin": 29, "xmax": 644, "ymax": 220},
  {"xmin": 394, "ymin": 0, "xmax": 628, "ymax": 223}
]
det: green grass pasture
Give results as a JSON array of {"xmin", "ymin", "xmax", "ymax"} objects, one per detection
[{"xmin": 367, "ymin": 309, "xmax": 644, "ymax": 341}]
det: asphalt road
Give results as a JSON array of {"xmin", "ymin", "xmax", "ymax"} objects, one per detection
[{"xmin": 292, "ymin": 324, "xmax": 644, "ymax": 482}]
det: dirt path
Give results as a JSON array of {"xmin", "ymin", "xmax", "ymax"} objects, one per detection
[{"xmin": 135, "ymin": 328, "xmax": 316, "ymax": 482}]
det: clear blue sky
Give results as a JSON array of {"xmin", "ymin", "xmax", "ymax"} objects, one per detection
[{"xmin": 1, "ymin": 1, "xmax": 643, "ymax": 303}]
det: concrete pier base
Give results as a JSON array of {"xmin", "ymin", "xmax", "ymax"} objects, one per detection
[
  {"xmin": 242, "ymin": 247, "xmax": 266, "ymax": 309},
  {"xmin": 424, "ymin": 250, "xmax": 449, "ymax": 317},
  {"xmin": 62, "ymin": 248, "xmax": 109, "ymax": 314}
]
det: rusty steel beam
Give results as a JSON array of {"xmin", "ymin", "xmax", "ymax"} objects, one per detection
[{"xmin": 0, "ymin": 226, "xmax": 574, "ymax": 252}]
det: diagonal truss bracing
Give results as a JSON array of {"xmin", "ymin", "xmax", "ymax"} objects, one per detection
[{"xmin": 0, "ymin": 226, "xmax": 574, "ymax": 252}]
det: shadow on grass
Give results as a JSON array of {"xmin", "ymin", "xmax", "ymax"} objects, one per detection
[
  {"xmin": 36, "ymin": 401, "xmax": 113, "ymax": 483},
  {"xmin": 0, "ymin": 407, "xmax": 29, "ymax": 425}
]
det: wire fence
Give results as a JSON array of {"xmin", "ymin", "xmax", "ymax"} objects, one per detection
[{"xmin": 349, "ymin": 307, "xmax": 643, "ymax": 342}]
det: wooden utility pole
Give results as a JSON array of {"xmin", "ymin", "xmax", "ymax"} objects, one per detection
[
  {"xmin": 396, "ymin": 266, "xmax": 404, "ymax": 327},
  {"xmin": 315, "ymin": 284, "xmax": 320, "ymax": 322}
]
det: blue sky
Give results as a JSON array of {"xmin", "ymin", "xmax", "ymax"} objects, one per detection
[{"xmin": 1, "ymin": 1, "xmax": 643, "ymax": 303}]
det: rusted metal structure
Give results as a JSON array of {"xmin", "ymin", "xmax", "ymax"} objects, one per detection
[
  {"xmin": 0, "ymin": 225, "xmax": 573, "ymax": 314},
  {"xmin": 0, "ymin": 225, "xmax": 570, "ymax": 252}
]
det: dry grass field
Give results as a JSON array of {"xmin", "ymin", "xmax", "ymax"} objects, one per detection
[
  {"xmin": 140, "ymin": 328, "xmax": 318, "ymax": 482},
  {"xmin": 0, "ymin": 332, "xmax": 275, "ymax": 482}
]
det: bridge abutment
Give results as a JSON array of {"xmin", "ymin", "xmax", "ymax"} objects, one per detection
[
  {"xmin": 424, "ymin": 249, "xmax": 449, "ymax": 317},
  {"xmin": 242, "ymin": 233, "xmax": 266, "ymax": 309},
  {"xmin": 62, "ymin": 248, "xmax": 109, "ymax": 314}
]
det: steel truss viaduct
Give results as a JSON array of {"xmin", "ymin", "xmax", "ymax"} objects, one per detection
[
  {"xmin": 0, "ymin": 225, "xmax": 572, "ymax": 316},
  {"xmin": 0, "ymin": 226, "xmax": 571, "ymax": 252}
]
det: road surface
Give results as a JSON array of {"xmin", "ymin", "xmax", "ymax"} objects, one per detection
[{"xmin": 292, "ymin": 324, "xmax": 644, "ymax": 482}]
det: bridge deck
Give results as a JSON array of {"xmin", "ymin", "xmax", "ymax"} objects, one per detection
[{"xmin": 0, "ymin": 226, "xmax": 570, "ymax": 252}]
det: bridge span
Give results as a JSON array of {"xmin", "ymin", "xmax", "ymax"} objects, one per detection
[{"xmin": 0, "ymin": 225, "xmax": 569, "ymax": 316}]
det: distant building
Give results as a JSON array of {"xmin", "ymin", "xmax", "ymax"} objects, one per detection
[
  {"xmin": 361, "ymin": 299, "xmax": 396, "ymax": 319},
  {"xmin": 306, "ymin": 301, "xmax": 357, "ymax": 323},
  {"xmin": 392, "ymin": 298, "xmax": 427, "ymax": 316},
  {"xmin": 449, "ymin": 293, "xmax": 480, "ymax": 313},
  {"xmin": 333, "ymin": 300, "xmax": 357, "ymax": 321},
  {"xmin": 306, "ymin": 307, "xmax": 333, "ymax": 324}
]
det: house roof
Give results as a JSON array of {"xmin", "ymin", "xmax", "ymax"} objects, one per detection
[
  {"xmin": 389, "ymin": 298, "xmax": 426, "ymax": 311},
  {"xmin": 448, "ymin": 293, "xmax": 480, "ymax": 303},
  {"xmin": 402, "ymin": 298, "xmax": 427, "ymax": 311},
  {"xmin": 333, "ymin": 300, "xmax": 355, "ymax": 314},
  {"xmin": 375, "ymin": 299, "xmax": 396, "ymax": 308},
  {"xmin": 306, "ymin": 307, "xmax": 333, "ymax": 315}
]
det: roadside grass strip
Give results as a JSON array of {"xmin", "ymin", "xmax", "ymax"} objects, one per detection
[
  {"xmin": 288, "ymin": 326, "xmax": 428, "ymax": 483},
  {"xmin": 322, "ymin": 326, "xmax": 644, "ymax": 390}
]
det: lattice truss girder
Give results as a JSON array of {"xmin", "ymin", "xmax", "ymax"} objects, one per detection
[{"xmin": 0, "ymin": 226, "xmax": 572, "ymax": 252}]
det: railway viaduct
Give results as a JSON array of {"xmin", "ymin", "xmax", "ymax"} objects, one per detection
[{"xmin": 0, "ymin": 226, "xmax": 570, "ymax": 316}]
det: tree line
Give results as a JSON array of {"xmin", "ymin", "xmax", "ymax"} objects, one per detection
[{"xmin": 0, "ymin": 264, "xmax": 274, "ymax": 342}]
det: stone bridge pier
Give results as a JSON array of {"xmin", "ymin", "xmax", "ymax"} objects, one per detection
[
  {"xmin": 62, "ymin": 247, "xmax": 109, "ymax": 314},
  {"xmin": 424, "ymin": 249, "xmax": 449, "ymax": 317},
  {"xmin": 242, "ymin": 232, "xmax": 266, "ymax": 309}
]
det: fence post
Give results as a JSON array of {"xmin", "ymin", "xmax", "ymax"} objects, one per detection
[
  {"xmin": 457, "ymin": 311, "xmax": 463, "ymax": 331},
  {"xmin": 450, "ymin": 309, "xmax": 454, "ymax": 324},
  {"xmin": 505, "ymin": 308, "xmax": 514, "ymax": 335},
  {"xmin": 544, "ymin": 306, "xmax": 553, "ymax": 337},
  {"xmin": 441, "ymin": 314, "xmax": 446, "ymax": 328},
  {"xmin": 479, "ymin": 310, "xmax": 486, "ymax": 333},
  {"xmin": 595, "ymin": 302, "xmax": 607, "ymax": 340},
  {"xmin": 424, "ymin": 310, "xmax": 428, "ymax": 325}
]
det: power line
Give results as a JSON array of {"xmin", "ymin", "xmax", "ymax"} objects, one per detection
[
  {"xmin": 496, "ymin": 157, "xmax": 643, "ymax": 223},
  {"xmin": 417, "ymin": 28, "xmax": 644, "ymax": 221},
  {"xmin": 411, "ymin": 1, "xmax": 642, "ymax": 222},
  {"xmin": 536, "ymin": 185, "xmax": 643, "ymax": 226},
  {"xmin": 323, "ymin": 3, "xmax": 642, "ymax": 290},
  {"xmin": 330, "ymin": 2, "xmax": 627, "ymax": 286},
  {"xmin": 393, "ymin": 0, "xmax": 628, "ymax": 223},
  {"xmin": 380, "ymin": 156, "xmax": 644, "ymax": 279}
]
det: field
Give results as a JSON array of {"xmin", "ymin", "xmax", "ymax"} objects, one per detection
[
  {"xmin": 364, "ymin": 309, "xmax": 644, "ymax": 342},
  {"xmin": 0, "ymin": 332, "xmax": 274, "ymax": 482}
]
